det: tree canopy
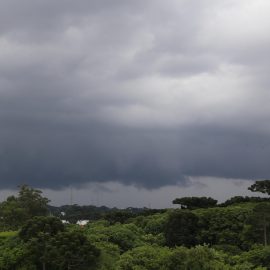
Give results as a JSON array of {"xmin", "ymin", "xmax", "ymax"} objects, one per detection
[
  {"xmin": 0, "ymin": 185, "xmax": 270, "ymax": 269},
  {"xmin": 0, "ymin": 185, "xmax": 50, "ymax": 230},
  {"xmin": 248, "ymin": 180, "xmax": 270, "ymax": 195},
  {"xmin": 164, "ymin": 210, "xmax": 199, "ymax": 247},
  {"xmin": 172, "ymin": 197, "xmax": 217, "ymax": 209}
]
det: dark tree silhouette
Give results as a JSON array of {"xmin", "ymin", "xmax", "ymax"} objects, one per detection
[{"xmin": 248, "ymin": 180, "xmax": 270, "ymax": 195}]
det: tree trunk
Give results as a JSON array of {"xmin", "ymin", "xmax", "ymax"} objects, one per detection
[
  {"xmin": 264, "ymin": 215, "xmax": 267, "ymax": 246},
  {"xmin": 42, "ymin": 262, "xmax": 46, "ymax": 270}
]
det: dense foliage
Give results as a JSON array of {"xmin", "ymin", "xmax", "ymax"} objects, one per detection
[
  {"xmin": 0, "ymin": 185, "xmax": 50, "ymax": 230},
  {"xmin": 172, "ymin": 197, "xmax": 217, "ymax": 209},
  {"xmin": 248, "ymin": 180, "xmax": 270, "ymax": 195},
  {"xmin": 1, "ymin": 183, "xmax": 270, "ymax": 269},
  {"xmin": 220, "ymin": 196, "xmax": 270, "ymax": 207}
]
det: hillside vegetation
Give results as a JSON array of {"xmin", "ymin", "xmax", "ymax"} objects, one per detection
[{"xmin": 0, "ymin": 184, "xmax": 270, "ymax": 269}]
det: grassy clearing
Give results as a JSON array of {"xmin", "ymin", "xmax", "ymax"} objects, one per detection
[{"xmin": 0, "ymin": 231, "xmax": 17, "ymax": 238}]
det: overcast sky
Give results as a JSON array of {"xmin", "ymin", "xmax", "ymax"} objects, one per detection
[{"xmin": 0, "ymin": 0, "xmax": 270, "ymax": 207}]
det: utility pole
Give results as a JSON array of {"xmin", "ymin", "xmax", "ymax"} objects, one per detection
[{"xmin": 70, "ymin": 186, "xmax": 73, "ymax": 205}]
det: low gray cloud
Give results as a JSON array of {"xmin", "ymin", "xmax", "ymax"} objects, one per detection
[{"xmin": 0, "ymin": 0, "xmax": 270, "ymax": 190}]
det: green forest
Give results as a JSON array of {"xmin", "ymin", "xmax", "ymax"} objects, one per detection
[{"xmin": 1, "ymin": 182, "xmax": 270, "ymax": 270}]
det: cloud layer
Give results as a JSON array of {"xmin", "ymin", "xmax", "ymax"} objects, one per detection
[{"xmin": 0, "ymin": 0, "xmax": 270, "ymax": 189}]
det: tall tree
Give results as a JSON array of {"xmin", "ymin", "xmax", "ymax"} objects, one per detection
[
  {"xmin": 0, "ymin": 185, "xmax": 50, "ymax": 230},
  {"xmin": 17, "ymin": 185, "xmax": 50, "ymax": 218},
  {"xmin": 19, "ymin": 216, "xmax": 65, "ymax": 270},
  {"xmin": 0, "ymin": 196, "xmax": 28, "ymax": 230},
  {"xmin": 248, "ymin": 203, "xmax": 270, "ymax": 246},
  {"xmin": 49, "ymin": 231, "xmax": 100, "ymax": 270},
  {"xmin": 248, "ymin": 180, "xmax": 270, "ymax": 195},
  {"xmin": 19, "ymin": 216, "xmax": 64, "ymax": 241},
  {"xmin": 164, "ymin": 210, "xmax": 199, "ymax": 247}
]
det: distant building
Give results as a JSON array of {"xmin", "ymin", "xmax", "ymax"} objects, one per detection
[
  {"xmin": 61, "ymin": 220, "xmax": 70, "ymax": 224},
  {"xmin": 76, "ymin": 220, "xmax": 89, "ymax": 226}
]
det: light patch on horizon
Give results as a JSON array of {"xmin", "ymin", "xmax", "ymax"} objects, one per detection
[{"xmin": 39, "ymin": 177, "xmax": 260, "ymax": 208}]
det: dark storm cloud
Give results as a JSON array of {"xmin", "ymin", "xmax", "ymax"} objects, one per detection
[
  {"xmin": 0, "ymin": 0, "xmax": 270, "ymax": 189},
  {"xmin": 1, "ymin": 123, "xmax": 270, "ymax": 189}
]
